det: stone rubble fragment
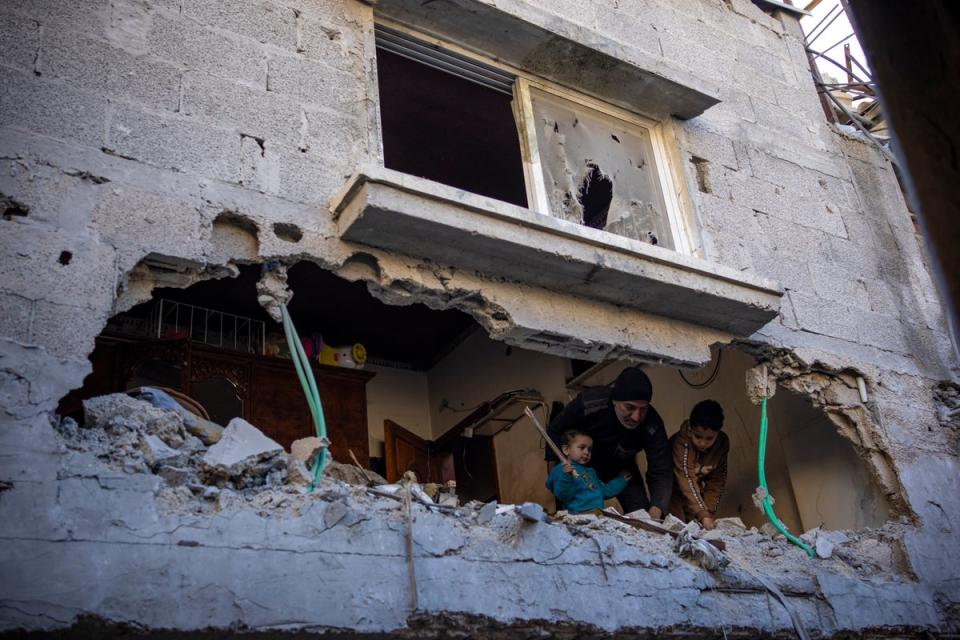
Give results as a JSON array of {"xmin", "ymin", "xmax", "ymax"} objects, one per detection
[
  {"xmin": 518, "ymin": 502, "xmax": 545, "ymax": 522},
  {"xmin": 140, "ymin": 433, "xmax": 185, "ymax": 470},
  {"xmin": 745, "ymin": 364, "xmax": 777, "ymax": 405},
  {"xmin": 674, "ymin": 521, "xmax": 729, "ymax": 571},
  {"xmin": 477, "ymin": 501, "xmax": 497, "ymax": 524},
  {"xmin": 256, "ymin": 262, "xmax": 293, "ymax": 323},
  {"xmin": 201, "ymin": 418, "xmax": 287, "ymax": 489}
]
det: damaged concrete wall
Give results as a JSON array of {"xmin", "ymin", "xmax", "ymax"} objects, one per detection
[{"xmin": 0, "ymin": 0, "xmax": 958, "ymax": 635}]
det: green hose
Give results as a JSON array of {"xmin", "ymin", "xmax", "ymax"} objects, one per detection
[
  {"xmin": 280, "ymin": 304, "xmax": 328, "ymax": 491},
  {"xmin": 759, "ymin": 397, "xmax": 815, "ymax": 558}
]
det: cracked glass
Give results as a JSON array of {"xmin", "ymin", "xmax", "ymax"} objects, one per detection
[{"xmin": 528, "ymin": 87, "xmax": 675, "ymax": 250}]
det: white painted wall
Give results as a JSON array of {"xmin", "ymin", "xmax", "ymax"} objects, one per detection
[
  {"xmin": 427, "ymin": 330, "xmax": 570, "ymax": 505},
  {"xmin": 365, "ymin": 364, "xmax": 431, "ymax": 456}
]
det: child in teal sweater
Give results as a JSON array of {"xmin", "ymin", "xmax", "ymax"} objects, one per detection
[{"xmin": 546, "ymin": 430, "xmax": 631, "ymax": 513}]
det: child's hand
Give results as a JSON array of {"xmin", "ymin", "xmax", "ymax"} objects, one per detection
[
  {"xmin": 702, "ymin": 516, "xmax": 716, "ymax": 530},
  {"xmin": 562, "ymin": 462, "xmax": 573, "ymax": 474},
  {"xmin": 620, "ymin": 470, "xmax": 633, "ymax": 481}
]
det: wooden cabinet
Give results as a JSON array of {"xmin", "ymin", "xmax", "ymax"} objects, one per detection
[{"xmin": 62, "ymin": 337, "xmax": 375, "ymax": 466}]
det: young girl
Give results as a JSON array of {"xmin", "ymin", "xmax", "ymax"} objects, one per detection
[{"xmin": 546, "ymin": 429, "xmax": 632, "ymax": 513}]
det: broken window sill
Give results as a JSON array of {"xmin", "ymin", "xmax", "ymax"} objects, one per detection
[{"xmin": 330, "ymin": 167, "xmax": 783, "ymax": 335}]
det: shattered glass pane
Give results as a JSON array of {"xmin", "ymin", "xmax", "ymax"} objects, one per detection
[{"xmin": 529, "ymin": 88, "xmax": 674, "ymax": 249}]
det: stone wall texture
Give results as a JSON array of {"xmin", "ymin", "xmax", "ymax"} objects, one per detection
[{"xmin": 0, "ymin": 0, "xmax": 957, "ymax": 635}]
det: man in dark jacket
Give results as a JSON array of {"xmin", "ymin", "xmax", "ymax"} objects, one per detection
[{"xmin": 546, "ymin": 366, "xmax": 672, "ymax": 518}]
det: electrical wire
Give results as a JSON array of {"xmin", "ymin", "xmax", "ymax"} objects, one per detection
[{"xmin": 678, "ymin": 350, "xmax": 723, "ymax": 389}]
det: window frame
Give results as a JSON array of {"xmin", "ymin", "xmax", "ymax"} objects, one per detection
[{"xmin": 374, "ymin": 19, "xmax": 696, "ymax": 256}]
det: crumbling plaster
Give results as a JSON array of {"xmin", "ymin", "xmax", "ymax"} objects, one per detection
[{"xmin": 0, "ymin": 0, "xmax": 958, "ymax": 635}]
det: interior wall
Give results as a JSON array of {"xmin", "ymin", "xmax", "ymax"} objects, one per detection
[
  {"xmin": 427, "ymin": 330, "xmax": 570, "ymax": 505},
  {"xmin": 775, "ymin": 388, "xmax": 890, "ymax": 530},
  {"xmin": 586, "ymin": 350, "xmax": 890, "ymax": 532},
  {"xmin": 365, "ymin": 364, "xmax": 431, "ymax": 457},
  {"xmin": 646, "ymin": 352, "xmax": 805, "ymax": 532}
]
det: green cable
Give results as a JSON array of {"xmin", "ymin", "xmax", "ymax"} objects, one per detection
[
  {"xmin": 759, "ymin": 397, "xmax": 816, "ymax": 558},
  {"xmin": 280, "ymin": 304, "xmax": 328, "ymax": 491}
]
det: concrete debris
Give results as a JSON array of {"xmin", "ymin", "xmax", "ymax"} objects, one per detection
[
  {"xmin": 54, "ymin": 391, "xmax": 913, "ymax": 607},
  {"xmin": 752, "ymin": 485, "xmax": 773, "ymax": 511},
  {"xmin": 714, "ymin": 517, "xmax": 747, "ymax": 534},
  {"xmin": 287, "ymin": 456, "xmax": 315, "ymax": 486},
  {"xmin": 325, "ymin": 460, "xmax": 387, "ymax": 486},
  {"xmin": 256, "ymin": 261, "xmax": 293, "ymax": 323},
  {"xmin": 518, "ymin": 502, "xmax": 546, "ymax": 522},
  {"xmin": 140, "ymin": 433, "xmax": 185, "ymax": 470},
  {"xmin": 662, "ymin": 513, "xmax": 686, "ymax": 532},
  {"xmin": 477, "ymin": 501, "xmax": 497, "ymax": 524},
  {"xmin": 68, "ymin": 394, "xmax": 199, "ymax": 476},
  {"xmin": 760, "ymin": 522, "xmax": 785, "ymax": 539},
  {"xmin": 745, "ymin": 364, "xmax": 777, "ymax": 405},
  {"xmin": 290, "ymin": 436, "xmax": 324, "ymax": 466},
  {"xmin": 674, "ymin": 521, "xmax": 729, "ymax": 571},
  {"xmin": 201, "ymin": 418, "xmax": 287, "ymax": 489}
]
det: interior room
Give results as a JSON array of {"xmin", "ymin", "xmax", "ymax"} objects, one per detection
[{"xmin": 59, "ymin": 263, "xmax": 890, "ymax": 534}]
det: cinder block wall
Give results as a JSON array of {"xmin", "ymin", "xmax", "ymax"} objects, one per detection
[{"xmin": 1, "ymin": 0, "xmax": 958, "ymax": 633}]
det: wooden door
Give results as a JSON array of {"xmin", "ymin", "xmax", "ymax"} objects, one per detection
[{"xmin": 384, "ymin": 419, "xmax": 431, "ymax": 483}]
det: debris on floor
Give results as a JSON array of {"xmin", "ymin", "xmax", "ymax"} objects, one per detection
[
  {"xmin": 52, "ymin": 392, "xmax": 912, "ymax": 586},
  {"xmin": 201, "ymin": 418, "xmax": 287, "ymax": 489}
]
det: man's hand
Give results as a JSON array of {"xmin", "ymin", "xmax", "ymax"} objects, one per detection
[
  {"xmin": 701, "ymin": 516, "xmax": 716, "ymax": 530},
  {"xmin": 648, "ymin": 506, "xmax": 663, "ymax": 521},
  {"xmin": 620, "ymin": 470, "xmax": 633, "ymax": 481},
  {"xmin": 562, "ymin": 462, "xmax": 573, "ymax": 474}
]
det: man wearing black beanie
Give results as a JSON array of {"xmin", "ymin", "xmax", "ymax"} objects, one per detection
[{"xmin": 546, "ymin": 366, "xmax": 672, "ymax": 518}]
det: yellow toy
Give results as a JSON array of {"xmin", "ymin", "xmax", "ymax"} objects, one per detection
[{"xmin": 318, "ymin": 342, "xmax": 367, "ymax": 369}]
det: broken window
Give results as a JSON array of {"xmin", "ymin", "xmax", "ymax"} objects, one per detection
[
  {"xmin": 374, "ymin": 25, "xmax": 691, "ymax": 252},
  {"xmin": 516, "ymin": 82, "xmax": 685, "ymax": 250}
]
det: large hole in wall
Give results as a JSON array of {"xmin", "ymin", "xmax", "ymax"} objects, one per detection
[{"xmin": 59, "ymin": 262, "xmax": 895, "ymax": 532}]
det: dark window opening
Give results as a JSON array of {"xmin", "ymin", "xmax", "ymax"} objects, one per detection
[{"xmin": 375, "ymin": 48, "xmax": 529, "ymax": 208}]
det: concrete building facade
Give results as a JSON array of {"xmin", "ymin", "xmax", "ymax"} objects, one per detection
[{"xmin": 0, "ymin": 0, "xmax": 958, "ymax": 635}]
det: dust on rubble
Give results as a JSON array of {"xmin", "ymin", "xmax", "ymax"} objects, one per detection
[{"xmin": 54, "ymin": 392, "xmax": 912, "ymax": 583}]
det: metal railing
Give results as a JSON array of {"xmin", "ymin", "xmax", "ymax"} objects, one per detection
[{"xmin": 145, "ymin": 299, "xmax": 266, "ymax": 355}]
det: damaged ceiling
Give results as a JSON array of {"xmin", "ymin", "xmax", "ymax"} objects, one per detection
[{"xmin": 132, "ymin": 263, "xmax": 477, "ymax": 370}]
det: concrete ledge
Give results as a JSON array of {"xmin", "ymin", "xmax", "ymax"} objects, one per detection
[
  {"xmin": 331, "ymin": 167, "xmax": 783, "ymax": 335},
  {"xmin": 371, "ymin": 0, "xmax": 720, "ymax": 120}
]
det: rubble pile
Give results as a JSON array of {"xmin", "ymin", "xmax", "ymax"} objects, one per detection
[{"xmin": 53, "ymin": 392, "xmax": 911, "ymax": 586}]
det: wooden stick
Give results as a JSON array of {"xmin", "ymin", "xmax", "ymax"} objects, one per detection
[{"xmin": 524, "ymin": 406, "xmax": 579, "ymax": 479}]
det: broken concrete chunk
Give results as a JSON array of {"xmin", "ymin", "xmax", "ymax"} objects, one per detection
[
  {"xmin": 745, "ymin": 365, "xmax": 777, "ymax": 405},
  {"xmin": 323, "ymin": 460, "xmax": 386, "ymax": 486},
  {"xmin": 287, "ymin": 457, "xmax": 314, "ymax": 487},
  {"xmin": 714, "ymin": 517, "xmax": 746, "ymax": 534},
  {"xmin": 624, "ymin": 508, "xmax": 651, "ymax": 520},
  {"xmin": 324, "ymin": 499, "xmax": 349, "ymax": 528},
  {"xmin": 256, "ymin": 262, "xmax": 293, "ymax": 323},
  {"xmin": 662, "ymin": 513, "xmax": 686, "ymax": 532},
  {"xmin": 156, "ymin": 465, "xmax": 194, "ymax": 487},
  {"xmin": 675, "ymin": 521, "xmax": 729, "ymax": 571},
  {"xmin": 477, "ymin": 501, "xmax": 497, "ymax": 525},
  {"xmin": 201, "ymin": 418, "xmax": 287, "ymax": 489},
  {"xmin": 290, "ymin": 436, "xmax": 323, "ymax": 466},
  {"xmin": 140, "ymin": 434, "xmax": 184, "ymax": 470},
  {"xmin": 813, "ymin": 529, "xmax": 850, "ymax": 559},
  {"xmin": 518, "ymin": 502, "xmax": 545, "ymax": 523}
]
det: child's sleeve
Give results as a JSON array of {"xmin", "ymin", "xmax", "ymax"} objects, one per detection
[
  {"xmin": 546, "ymin": 465, "xmax": 581, "ymax": 504},
  {"xmin": 673, "ymin": 434, "xmax": 711, "ymax": 522},
  {"xmin": 700, "ymin": 436, "xmax": 730, "ymax": 516},
  {"xmin": 600, "ymin": 472, "xmax": 627, "ymax": 499}
]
